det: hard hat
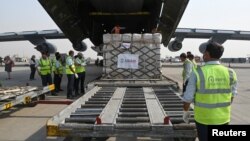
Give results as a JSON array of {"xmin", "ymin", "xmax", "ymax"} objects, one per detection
[{"xmin": 199, "ymin": 42, "xmax": 209, "ymax": 54}]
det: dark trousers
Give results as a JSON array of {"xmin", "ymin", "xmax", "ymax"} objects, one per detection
[
  {"xmin": 182, "ymin": 80, "xmax": 189, "ymax": 93},
  {"xmin": 74, "ymin": 72, "xmax": 86, "ymax": 95},
  {"xmin": 41, "ymin": 74, "xmax": 52, "ymax": 86},
  {"xmin": 30, "ymin": 65, "xmax": 36, "ymax": 80},
  {"xmin": 54, "ymin": 73, "xmax": 62, "ymax": 91},
  {"xmin": 67, "ymin": 74, "xmax": 74, "ymax": 98},
  {"xmin": 40, "ymin": 74, "xmax": 54, "ymax": 99},
  {"xmin": 195, "ymin": 121, "xmax": 228, "ymax": 141}
]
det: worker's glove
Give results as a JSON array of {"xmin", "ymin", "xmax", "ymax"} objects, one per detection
[
  {"xmin": 183, "ymin": 111, "xmax": 191, "ymax": 124},
  {"xmin": 81, "ymin": 62, "xmax": 86, "ymax": 66},
  {"xmin": 74, "ymin": 73, "xmax": 79, "ymax": 79}
]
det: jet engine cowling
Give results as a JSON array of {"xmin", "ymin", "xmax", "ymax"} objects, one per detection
[
  {"xmin": 73, "ymin": 42, "xmax": 87, "ymax": 52},
  {"xmin": 35, "ymin": 42, "xmax": 57, "ymax": 54},
  {"xmin": 168, "ymin": 40, "xmax": 182, "ymax": 52}
]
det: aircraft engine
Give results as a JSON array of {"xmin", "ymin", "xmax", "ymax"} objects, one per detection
[
  {"xmin": 168, "ymin": 40, "xmax": 182, "ymax": 52},
  {"xmin": 35, "ymin": 42, "xmax": 57, "ymax": 54},
  {"xmin": 73, "ymin": 41, "xmax": 87, "ymax": 52}
]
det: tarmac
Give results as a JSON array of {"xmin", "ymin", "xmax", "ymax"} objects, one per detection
[
  {"xmin": 0, "ymin": 64, "xmax": 102, "ymax": 141},
  {"xmin": 0, "ymin": 63, "xmax": 249, "ymax": 141}
]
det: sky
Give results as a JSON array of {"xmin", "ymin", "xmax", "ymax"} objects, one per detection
[{"xmin": 0, "ymin": 0, "xmax": 250, "ymax": 59}]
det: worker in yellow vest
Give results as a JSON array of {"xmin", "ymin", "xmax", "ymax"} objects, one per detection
[
  {"xmin": 182, "ymin": 42, "xmax": 237, "ymax": 141},
  {"xmin": 37, "ymin": 52, "xmax": 56, "ymax": 99},
  {"xmin": 54, "ymin": 53, "xmax": 64, "ymax": 93},
  {"xmin": 66, "ymin": 50, "xmax": 77, "ymax": 99},
  {"xmin": 187, "ymin": 54, "xmax": 197, "ymax": 69},
  {"xmin": 52, "ymin": 52, "xmax": 59, "ymax": 92},
  {"xmin": 74, "ymin": 52, "xmax": 86, "ymax": 96},
  {"xmin": 180, "ymin": 53, "xmax": 193, "ymax": 94},
  {"xmin": 51, "ymin": 53, "xmax": 57, "ymax": 75}
]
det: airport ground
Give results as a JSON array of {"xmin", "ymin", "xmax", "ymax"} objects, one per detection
[{"xmin": 0, "ymin": 63, "xmax": 249, "ymax": 141}]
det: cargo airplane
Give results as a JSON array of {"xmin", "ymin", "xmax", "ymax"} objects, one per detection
[{"xmin": 1, "ymin": 0, "xmax": 250, "ymax": 54}]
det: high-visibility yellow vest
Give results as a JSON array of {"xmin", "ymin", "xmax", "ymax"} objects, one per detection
[
  {"xmin": 75, "ymin": 57, "xmax": 86, "ymax": 73},
  {"xmin": 182, "ymin": 59, "xmax": 192, "ymax": 80},
  {"xmin": 51, "ymin": 57, "xmax": 56, "ymax": 72},
  {"xmin": 39, "ymin": 58, "xmax": 51, "ymax": 75},
  {"xmin": 194, "ymin": 65, "xmax": 237, "ymax": 125},
  {"xmin": 192, "ymin": 60, "xmax": 197, "ymax": 69},
  {"xmin": 55, "ymin": 60, "xmax": 64, "ymax": 74},
  {"xmin": 65, "ymin": 56, "xmax": 75, "ymax": 74}
]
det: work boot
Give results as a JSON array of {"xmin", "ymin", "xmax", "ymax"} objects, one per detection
[
  {"xmin": 51, "ymin": 93, "xmax": 58, "ymax": 96},
  {"xmin": 39, "ymin": 94, "xmax": 46, "ymax": 100},
  {"xmin": 75, "ymin": 91, "xmax": 80, "ymax": 96},
  {"xmin": 67, "ymin": 95, "xmax": 74, "ymax": 99},
  {"xmin": 81, "ymin": 89, "xmax": 85, "ymax": 94}
]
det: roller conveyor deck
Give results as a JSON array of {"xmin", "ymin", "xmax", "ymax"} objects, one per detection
[
  {"xmin": 47, "ymin": 84, "xmax": 196, "ymax": 140},
  {"xmin": 0, "ymin": 85, "xmax": 54, "ymax": 111}
]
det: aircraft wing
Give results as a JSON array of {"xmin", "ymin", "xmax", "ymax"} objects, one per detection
[
  {"xmin": 174, "ymin": 28, "xmax": 250, "ymax": 41},
  {"xmin": 0, "ymin": 30, "xmax": 65, "ymax": 54},
  {"xmin": 1, "ymin": 28, "xmax": 250, "ymax": 43},
  {"xmin": 0, "ymin": 30, "xmax": 64, "ymax": 43}
]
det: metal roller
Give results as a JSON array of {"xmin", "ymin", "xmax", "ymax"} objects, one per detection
[
  {"xmin": 65, "ymin": 117, "xmax": 96, "ymax": 123},
  {"xmin": 88, "ymin": 98, "xmax": 110, "ymax": 101},
  {"xmin": 116, "ymin": 117, "xmax": 150, "ymax": 123},
  {"xmin": 162, "ymin": 104, "xmax": 183, "ymax": 107},
  {"xmin": 120, "ymin": 108, "xmax": 148, "ymax": 112},
  {"xmin": 70, "ymin": 113, "xmax": 100, "ymax": 117},
  {"xmin": 163, "ymin": 107, "xmax": 183, "ymax": 110},
  {"xmin": 123, "ymin": 98, "xmax": 145, "ymax": 101},
  {"xmin": 118, "ymin": 112, "xmax": 149, "ymax": 117},
  {"xmin": 74, "ymin": 108, "xmax": 103, "ymax": 113},
  {"xmin": 85, "ymin": 101, "xmax": 108, "ymax": 104},
  {"xmin": 122, "ymin": 101, "xmax": 146, "ymax": 104},
  {"xmin": 81, "ymin": 104, "xmax": 106, "ymax": 108},
  {"xmin": 121, "ymin": 104, "xmax": 147, "ymax": 108},
  {"xmin": 160, "ymin": 101, "xmax": 183, "ymax": 104}
]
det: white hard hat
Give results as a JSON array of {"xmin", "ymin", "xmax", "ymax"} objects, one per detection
[{"xmin": 199, "ymin": 42, "xmax": 209, "ymax": 54}]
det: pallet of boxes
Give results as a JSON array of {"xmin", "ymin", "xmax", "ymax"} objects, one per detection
[{"xmin": 102, "ymin": 33, "xmax": 162, "ymax": 80}]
